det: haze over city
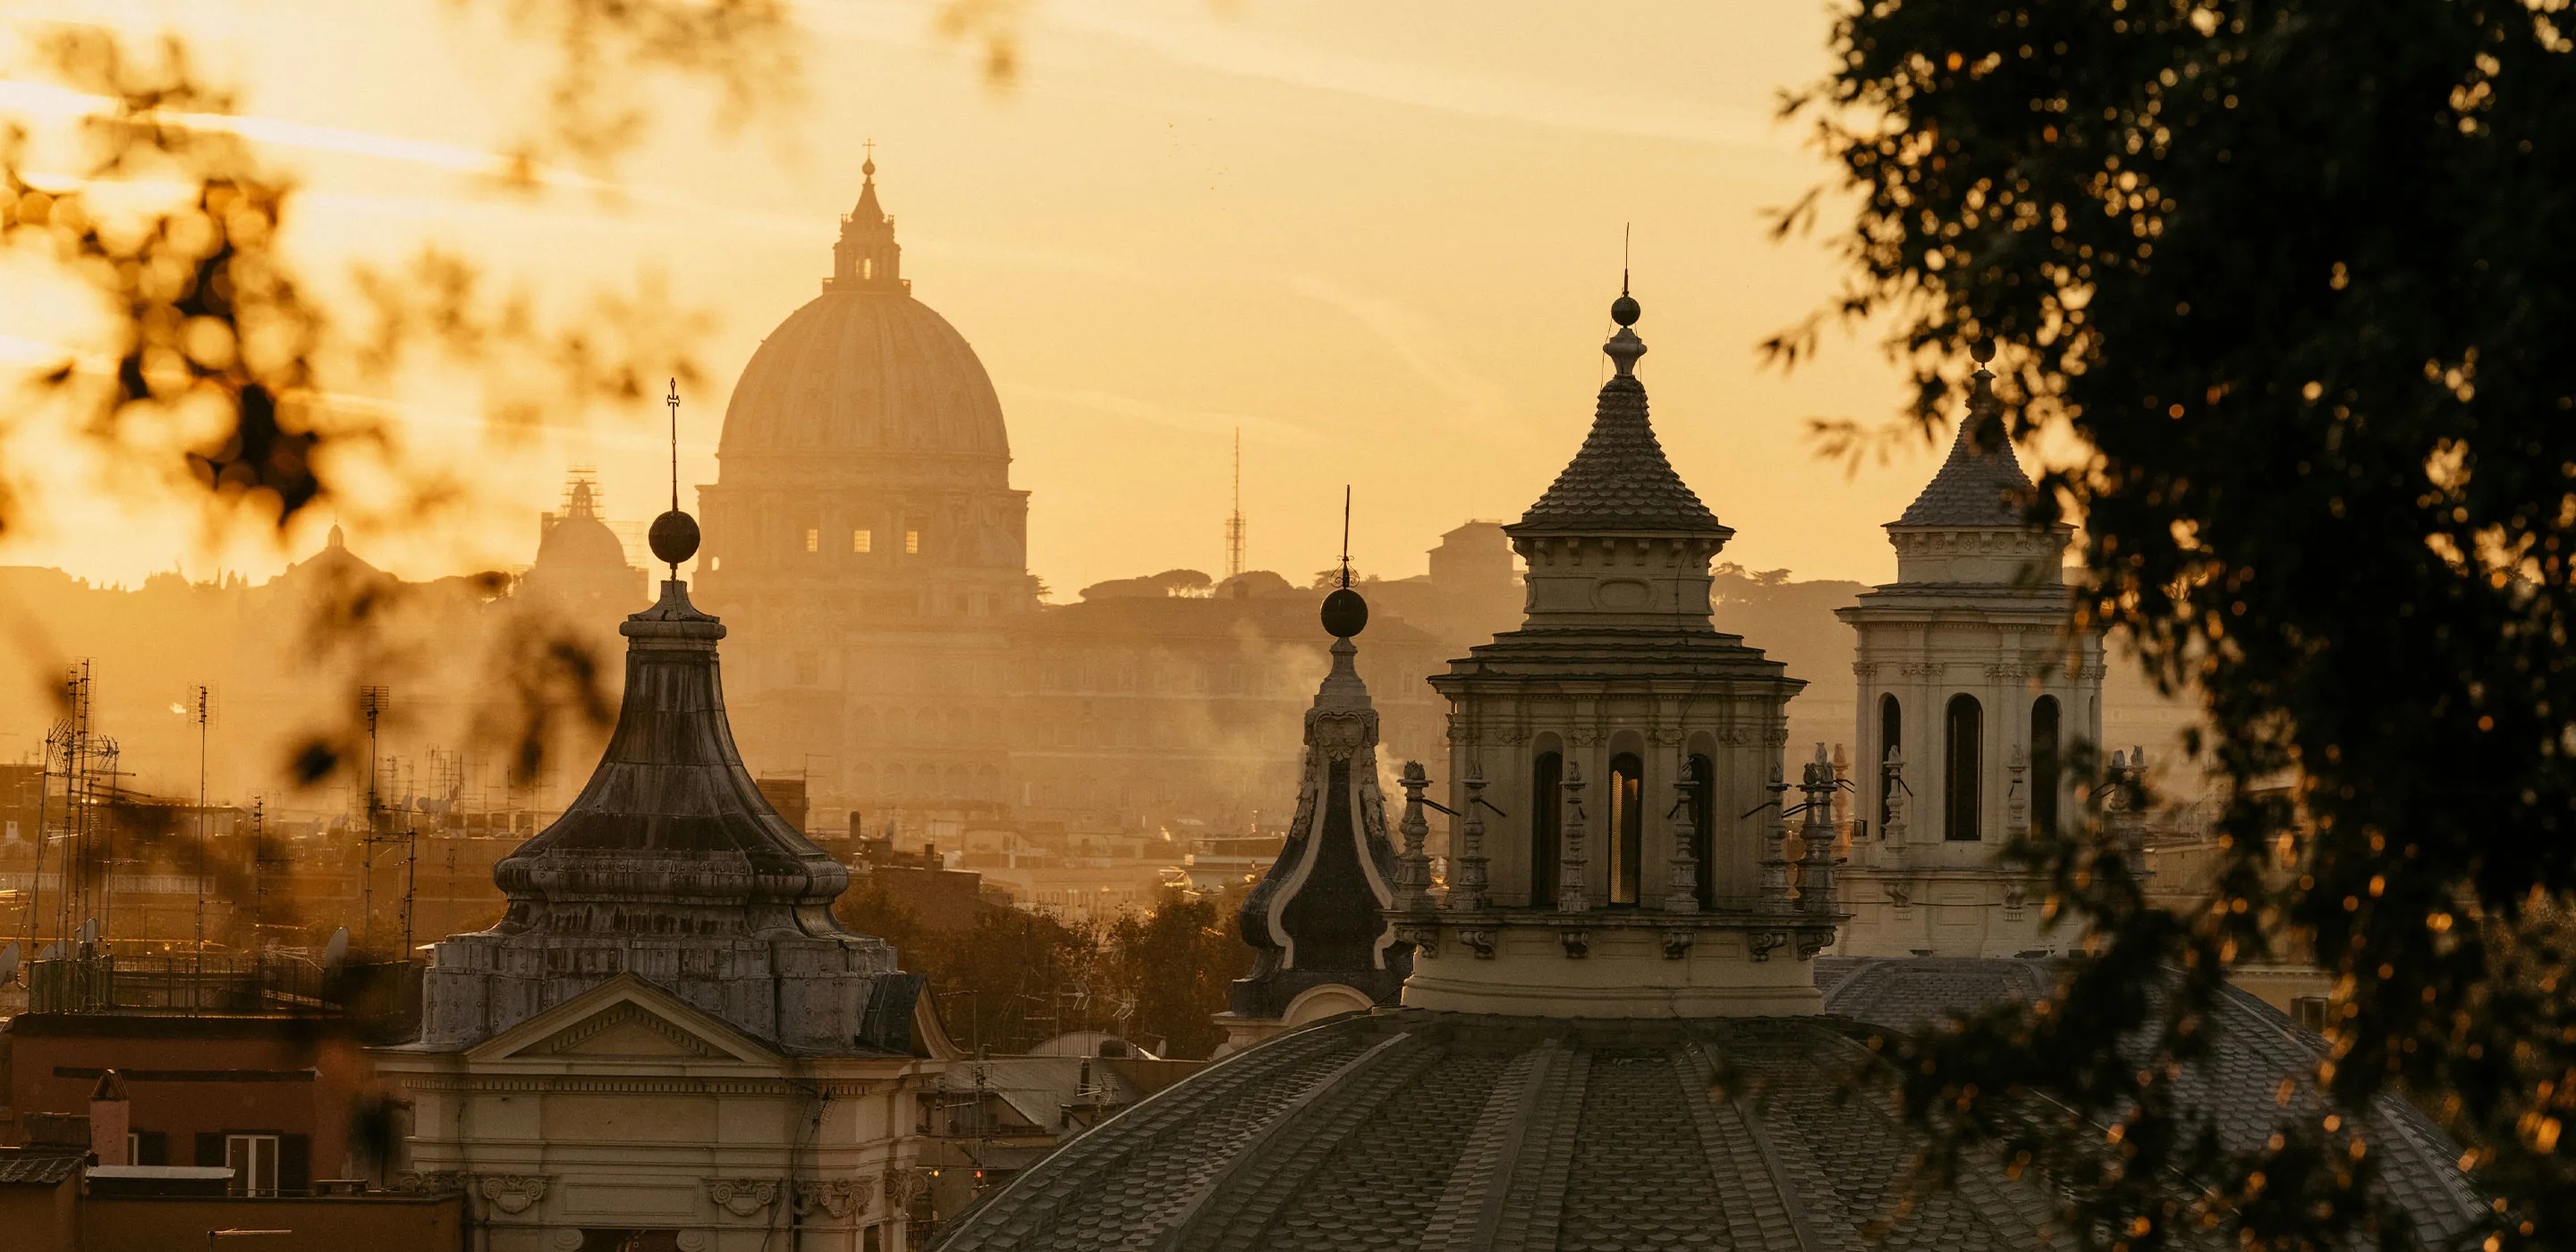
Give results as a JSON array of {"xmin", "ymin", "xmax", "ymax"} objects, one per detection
[
  {"xmin": 0, "ymin": 0, "xmax": 1943, "ymax": 598},
  {"xmin": 0, "ymin": 4, "xmax": 2551, "ymax": 1251}
]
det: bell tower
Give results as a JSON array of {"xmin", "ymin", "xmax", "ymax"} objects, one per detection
[
  {"xmin": 1394, "ymin": 290, "xmax": 1835, "ymax": 1018},
  {"xmin": 1834, "ymin": 343, "xmax": 2106, "ymax": 958}
]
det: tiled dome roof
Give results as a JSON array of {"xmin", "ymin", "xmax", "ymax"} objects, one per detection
[
  {"xmin": 934, "ymin": 967, "xmax": 2487, "ymax": 1252},
  {"xmin": 934, "ymin": 1010, "xmax": 2069, "ymax": 1252},
  {"xmin": 1893, "ymin": 374, "xmax": 2038, "ymax": 529},
  {"xmin": 1818, "ymin": 957, "xmax": 2486, "ymax": 1250},
  {"xmin": 1513, "ymin": 372, "xmax": 1723, "ymax": 535}
]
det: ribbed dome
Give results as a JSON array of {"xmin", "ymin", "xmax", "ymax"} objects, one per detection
[
  {"xmin": 936, "ymin": 972, "xmax": 2485, "ymax": 1252},
  {"xmin": 935, "ymin": 1010, "xmax": 2068, "ymax": 1252},
  {"xmin": 719, "ymin": 291, "xmax": 1008, "ymax": 461}
]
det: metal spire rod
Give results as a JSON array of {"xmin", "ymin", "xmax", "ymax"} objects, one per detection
[
  {"xmin": 1339, "ymin": 485, "xmax": 1352, "ymax": 590},
  {"xmin": 665, "ymin": 378, "xmax": 682, "ymax": 516}
]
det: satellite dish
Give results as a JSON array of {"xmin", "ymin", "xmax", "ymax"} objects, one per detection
[
  {"xmin": 37, "ymin": 941, "xmax": 62, "ymax": 960},
  {"xmin": 0, "ymin": 942, "xmax": 18, "ymax": 987},
  {"xmin": 324, "ymin": 926, "xmax": 350, "ymax": 967},
  {"xmin": 77, "ymin": 918, "xmax": 99, "ymax": 949}
]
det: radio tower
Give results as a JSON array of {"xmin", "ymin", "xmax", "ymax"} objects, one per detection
[{"xmin": 1224, "ymin": 428, "xmax": 1246, "ymax": 579}]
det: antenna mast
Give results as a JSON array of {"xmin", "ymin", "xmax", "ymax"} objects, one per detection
[
  {"xmin": 1224, "ymin": 429, "xmax": 1245, "ymax": 580},
  {"xmin": 666, "ymin": 378, "xmax": 682, "ymax": 517}
]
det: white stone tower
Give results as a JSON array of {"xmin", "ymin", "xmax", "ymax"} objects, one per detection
[
  {"xmin": 1833, "ymin": 343, "xmax": 2105, "ymax": 958},
  {"xmin": 1396, "ymin": 290, "xmax": 1837, "ymax": 1019}
]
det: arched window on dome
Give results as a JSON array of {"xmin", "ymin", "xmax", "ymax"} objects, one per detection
[
  {"xmin": 1944, "ymin": 694, "xmax": 1983, "ymax": 842},
  {"xmin": 1530, "ymin": 752, "xmax": 1563, "ymax": 909},
  {"xmin": 1877, "ymin": 693, "xmax": 1901, "ymax": 838},
  {"xmin": 1608, "ymin": 753, "xmax": 1644, "ymax": 906},
  {"xmin": 2031, "ymin": 695, "xmax": 2062, "ymax": 837}
]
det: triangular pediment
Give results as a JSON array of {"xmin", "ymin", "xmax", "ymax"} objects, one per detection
[
  {"xmin": 544, "ymin": 1003, "xmax": 713, "ymax": 1057},
  {"xmin": 468, "ymin": 973, "xmax": 781, "ymax": 1066}
]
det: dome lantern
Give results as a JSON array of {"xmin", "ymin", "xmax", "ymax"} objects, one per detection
[{"xmin": 828, "ymin": 145, "xmax": 904, "ymax": 294}]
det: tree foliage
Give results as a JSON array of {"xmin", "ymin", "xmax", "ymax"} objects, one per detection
[
  {"xmin": 836, "ymin": 878, "xmax": 1254, "ymax": 1061},
  {"xmin": 1782, "ymin": 2, "xmax": 2575, "ymax": 1248}
]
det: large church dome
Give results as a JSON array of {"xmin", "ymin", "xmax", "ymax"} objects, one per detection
[
  {"xmin": 717, "ymin": 158, "xmax": 1008, "ymax": 464},
  {"xmin": 719, "ymin": 285, "xmax": 1007, "ymax": 461}
]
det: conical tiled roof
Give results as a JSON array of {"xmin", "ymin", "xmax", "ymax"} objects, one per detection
[
  {"xmin": 1512, "ymin": 309, "xmax": 1724, "ymax": 536},
  {"xmin": 1893, "ymin": 367, "xmax": 2037, "ymax": 528}
]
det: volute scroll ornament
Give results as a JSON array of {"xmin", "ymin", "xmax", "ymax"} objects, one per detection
[
  {"xmin": 477, "ymin": 1173, "xmax": 550, "ymax": 1215},
  {"xmin": 707, "ymin": 1178, "xmax": 782, "ymax": 1218},
  {"xmin": 797, "ymin": 1178, "xmax": 875, "ymax": 1221}
]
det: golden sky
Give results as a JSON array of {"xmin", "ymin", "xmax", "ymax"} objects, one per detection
[{"xmin": 0, "ymin": 0, "xmax": 1953, "ymax": 596}]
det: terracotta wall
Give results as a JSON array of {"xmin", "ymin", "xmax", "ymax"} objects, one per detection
[
  {"xmin": 78, "ymin": 1192, "xmax": 462, "ymax": 1252},
  {"xmin": 1, "ymin": 1018, "xmax": 370, "ymax": 1187}
]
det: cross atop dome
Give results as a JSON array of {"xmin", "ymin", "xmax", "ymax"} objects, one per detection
[{"xmin": 829, "ymin": 148, "xmax": 905, "ymax": 293}]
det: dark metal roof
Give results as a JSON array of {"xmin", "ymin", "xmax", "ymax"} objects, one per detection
[{"xmin": 487, "ymin": 579, "xmax": 854, "ymax": 939}]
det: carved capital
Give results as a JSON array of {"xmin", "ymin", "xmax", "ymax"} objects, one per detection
[
  {"xmin": 708, "ymin": 1178, "xmax": 782, "ymax": 1219},
  {"xmin": 797, "ymin": 1178, "xmax": 875, "ymax": 1221},
  {"xmin": 476, "ymin": 1174, "xmax": 550, "ymax": 1216},
  {"xmin": 1398, "ymin": 923, "xmax": 1440, "ymax": 959}
]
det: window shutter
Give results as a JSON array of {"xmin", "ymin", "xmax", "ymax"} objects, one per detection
[
  {"xmin": 195, "ymin": 1132, "xmax": 225, "ymax": 1168},
  {"xmin": 137, "ymin": 1129, "xmax": 169, "ymax": 1165},
  {"xmin": 279, "ymin": 1134, "xmax": 311, "ymax": 1195}
]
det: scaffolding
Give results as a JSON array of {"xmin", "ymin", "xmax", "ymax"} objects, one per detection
[{"xmin": 38, "ymin": 660, "xmax": 121, "ymax": 954}]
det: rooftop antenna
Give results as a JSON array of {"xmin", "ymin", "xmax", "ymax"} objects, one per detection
[
  {"xmin": 1623, "ymin": 222, "xmax": 1631, "ymax": 297},
  {"xmin": 1338, "ymin": 485, "xmax": 1352, "ymax": 590},
  {"xmin": 1224, "ymin": 429, "xmax": 1246, "ymax": 580},
  {"xmin": 665, "ymin": 378, "xmax": 681, "ymax": 519}
]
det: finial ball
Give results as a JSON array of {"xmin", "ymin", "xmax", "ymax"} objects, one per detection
[
  {"xmin": 649, "ymin": 510, "xmax": 701, "ymax": 566},
  {"xmin": 1610, "ymin": 292, "xmax": 1641, "ymax": 327},
  {"xmin": 1320, "ymin": 588, "xmax": 1368, "ymax": 639},
  {"xmin": 1970, "ymin": 337, "xmax": 1996, "ymax": 365}
]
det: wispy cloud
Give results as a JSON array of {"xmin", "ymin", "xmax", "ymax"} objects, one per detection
[
  {"xmin": 1030, "ymin": 1, "xmax": 1773, "ymax": 151},
  {"xmin": 1000, "ymin": 380, "xmax": 1318, "ymax": 445}
]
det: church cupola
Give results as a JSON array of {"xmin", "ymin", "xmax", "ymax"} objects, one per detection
[
  {"xmin": 418, "ymin": 390, "xmax": 911, "ymax": 1053},
  {"xmin": 1833, "ymin": 341, "xmax": 2105, "ymax": 959},
  {"xmin": 827, "ymin": 152, "xmax": 904, "ymax": 293},
  {"xmin": 1399, "ymin": 292, "xmax": 1833, "ymax": 1019}
]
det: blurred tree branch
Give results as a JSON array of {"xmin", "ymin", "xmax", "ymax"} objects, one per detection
[{"xmin": 1780, "ymin": 1, "xmax": 2575, "ymax": 1248}]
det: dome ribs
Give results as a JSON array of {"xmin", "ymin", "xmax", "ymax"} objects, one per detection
[{"xmin": 1416, "ymin": 1042, "xmax": 1559, "ymax": 1252}]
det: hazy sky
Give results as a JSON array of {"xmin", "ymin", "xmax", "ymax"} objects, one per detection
[{"xmin": 0, "ymin": 0, "xmax": 1953, "ymax": 596}]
